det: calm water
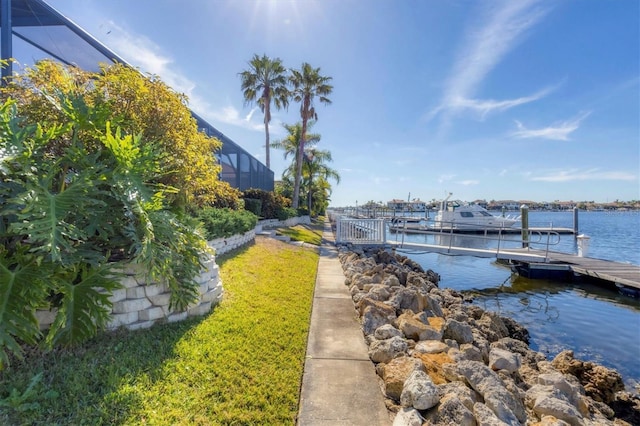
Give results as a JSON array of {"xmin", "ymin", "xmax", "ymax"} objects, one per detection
[{"xmin": 392, "ymin": 210, "xmax": 640, "ymax": 391}]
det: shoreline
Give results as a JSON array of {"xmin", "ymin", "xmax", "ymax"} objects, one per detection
[{"xmin": 337, "ymin": 244, "xmax": 640, "ymax": 425}]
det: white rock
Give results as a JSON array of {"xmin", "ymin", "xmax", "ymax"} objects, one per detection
[
  {"xmin": 392, "ymin": 407, "xmax": 424, "ymax": 426},
  {"xmin": 400, "ymin": 370, "xmax": 440, "ymax": 410},
  {"xmin": 414, "ymin": 340, "xmax": 449, "ymax": 354},
  {"xmin": 374, "ymin": 324, "xmax": 403, "ymax": 340},
  {"xmin": 473, "ymin": 402, "xmax": 510, "ymax": 426},
  {"xmin": 489, "ymin": 347, "xmax": 521, "ymax": 373}
]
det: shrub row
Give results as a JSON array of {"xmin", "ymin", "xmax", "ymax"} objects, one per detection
[{"xmin": 196, "ymin": 207, "xmax": 259, "ymax": 240}]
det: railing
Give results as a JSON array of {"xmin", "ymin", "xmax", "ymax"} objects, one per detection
[
  {"xmin": 330, "ymin": 214, "xmax": 563, "ymax": 260},
  {"xmin": 335, "ymin": 218, "xmax": 386, "ymax": 244},
  {"xmin": 388, "ymin": 217, "xmax": 562, "ymax": 260}
]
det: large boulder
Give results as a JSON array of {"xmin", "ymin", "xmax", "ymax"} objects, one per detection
[
  {"xmin": 392, "ymin": 407, "xmax": 424, "ymax": 426},
  {"xmin": 473, "ymin": 402, "xmax": 510, "ymax": 425},
  {"xmin": 475, "ymin": 312, "xmax": 510, "ymax": 342},
  {"xmin": 438, "ymin": 381, "xmax": 482, "ymax": 412},
  {"xmin": 414, "ymin": 340, "xmax": 449, "ymax": 355},
  {"xmin": 400, "ymin": 370, "xmax": 441, "ymax": 410},
  {"xmin": 380, "ymin": 356, "xmax": 425, "ymax": 401},
  {"xmin": 386, "ymin": 288, "xmax": 428, "ymax": 313},
  {"xmin": 396, "ymin": 312, "xmax": 442, "ymax": 341},
  {"xmin": 423, "ymin": 393, "xmax": 476, "ymax": 426},
  {"xmin": 525, "ymin": 385, "xmax": 585, "ymax": 426},
  {"xmin": 374, "ymin": 323, "xmax": 403, "ymax": 340},
  {"xmin": 368, "ymin": 336, "xmax": 408, "ymax": 364},
  {"xmin": 359, "ymin": 299, "xmax": 397, "ymax": 336},
  {"xmin": 455, "ymin": 360, "xmax": 527, "ymax": 425},
  {"xmin": 551, "ymin": 350, "xmax": 624, "ymax": 404},
  {"xmin": 488, "ymin": 347, "xmax": 521, "ymax": 373},
  {"xmin": 443, "ymin": 318, "xmax": 474, "ymax": 344}
]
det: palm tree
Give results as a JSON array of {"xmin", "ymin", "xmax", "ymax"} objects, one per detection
[
  {"xmin": 239, "ymin": 54, "xmax": 289, "ymax": 169},
  {"xmin": 281, "ymin": 147, "xmax": 339, "ymax": 216},
  {"xmin": 302, "ymin": 148, "xmax": 340, "ymax": 215},
  {"xmin": 289, "ymin": 62, "xmax": 333, "ymax": 208},
  {"xmin": 270, "ymin": 120, "xmax": 321, "ymax": 163}
]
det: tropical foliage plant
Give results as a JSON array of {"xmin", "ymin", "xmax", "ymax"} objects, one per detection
[
  {"xmin": 1, "ymin": 60, "xmax": 232, "ymax": 209},
  {"xmin": 0, "ymin": 85, "xmax": 210, "ymax": 367}
]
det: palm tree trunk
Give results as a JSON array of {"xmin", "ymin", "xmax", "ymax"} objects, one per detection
[
  {"xmin": 264, "ymin": 120, "xmax": 270, "ymax": 169},
  {"xmin": 292, "ymin": 117, "xmax": 307, "ymax": 209}
]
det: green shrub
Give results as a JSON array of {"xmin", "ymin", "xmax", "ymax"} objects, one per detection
[
  {"xmin": 243, "ymin": 198, "xmax": 262, "ymax": 217},
  {"xmin": 242, "ymin": 188, "xmax": 292, "ymax": 219},
  {"xmin": 196, "ymin": 207, "xmax": 258, "ymax": 240},
  {"xmin": 276, "ymin": 207, "xmax": 298, "ymax": 221},
  {"xmin": 0, "ymin": 96, "xmax": 209, "ymax": 366}
]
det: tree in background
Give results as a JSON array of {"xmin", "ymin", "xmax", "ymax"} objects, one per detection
[
  {"xmin": 270, "ymin": 120, "xmax": 321, "ymax": 166},
  {"xmin": 280, "ymin": 147, "xmax": 339, "ymax": 217},
  {"xmin": 288, "ymin": 63, "xmax": 333, "ymax": 209},
  {"xmin": 301, "ymin": 148, "xmax": 340, "ymax": 216},
  {"xmin": 239, "ymin": 54, "xmax": 289, "ymax": 169},
  {"xmin": 271, "ymin": 121, "xmax": 319, "ymax": 213}
]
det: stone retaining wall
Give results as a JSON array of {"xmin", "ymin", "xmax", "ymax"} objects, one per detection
[
  {"xmin": 36, "ymin": 252, "xmax": 223, "ymax": 331},
  {"xmin": 207, "ymin": 230, "xmax": 256, "ymax": 256},
  {"xmin": 207, "ymin": 216, "xmax": 310, "ymax": 256},
  {"xmin": 35, "ymin": 216, "xmax": 310, "ymax": 332},
  {"xmin": 257, "ymin": 215, "xmax": 311, "ymax": 231}
]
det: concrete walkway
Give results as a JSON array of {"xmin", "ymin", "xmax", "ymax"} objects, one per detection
[{"xmin": 297, "ymin": 219, "xmax": 391, "ymax": 426}]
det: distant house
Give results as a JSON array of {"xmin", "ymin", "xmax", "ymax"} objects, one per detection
[{"xmin": 387, "ymin": 199, "xmax": 427, "ymax": 211}]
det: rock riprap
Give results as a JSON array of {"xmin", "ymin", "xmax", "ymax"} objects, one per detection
[{"xmin": 338, "ymin": 246, "xmax": 640, "ymax": 426}]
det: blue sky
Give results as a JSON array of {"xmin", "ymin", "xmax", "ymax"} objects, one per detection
[{"xmin": 39, "ymin": 0, "xmax": 640, "ymax": 206}]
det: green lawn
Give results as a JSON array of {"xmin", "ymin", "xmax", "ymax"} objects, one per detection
[
  {"xmin": 0, "ymin": 237, "xmax": 318, "ymax": 425},
  {"xmin": 276, "ymin": 217, "xmax": 325, "ymax": 246}
]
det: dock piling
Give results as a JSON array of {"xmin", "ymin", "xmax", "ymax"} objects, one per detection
[{"xmin": 521, "ymin": 204, "xmax": 529, "ymax": 248}]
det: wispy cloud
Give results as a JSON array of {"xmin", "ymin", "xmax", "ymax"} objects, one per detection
[
  {"xmin": 105, "ymin": 21, "xmax": 196, "ymax": 98},
  {"xmin": 457, "ymin": 180, "xmax": 480, "ymax": 186},
  {"xmin": 451, "ymin": 85, "xmax": 556, "ymax": 120},
  {"xmin": 512, "ymin": 111, "xmax": 591, "ymax": 141},
  {"xmin": 209, "ymin": 106, "xmax": 265, "ymax": 132},
  {"xmin": 531, "ymin": 168, "xmax": 637, "ymax": 182},
  {"xmin": 103, "ymin": 22, "xmax": 269, "ymax": 133},
  {"xmin": 427, "ymin": 0, "xmax": 551, "ymax": 126},
  {"xmin": 437, "ymin": 174, "xmax": 456, "ymax": 184}
]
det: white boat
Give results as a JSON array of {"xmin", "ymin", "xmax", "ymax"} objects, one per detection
[
  {"xmin": 388, "ymin": 216, "xmax": 428, "ymax": 232},
  {"xmin": 432, "ymin": 193, "xmax": 520, "ymax": 231}
]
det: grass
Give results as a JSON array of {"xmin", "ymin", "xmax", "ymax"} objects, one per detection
[
  {"xmin": 0, "ymin": 237, "xmax": 319, "ymax": 425},
  {"xmin": 276, "ymin": 216, "xmax": 325, "ymax": 246}
]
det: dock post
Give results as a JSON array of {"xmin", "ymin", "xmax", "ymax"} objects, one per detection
[
  {"xmin": 573, "ymin": 207, "xmax": 579, "ymax": 235},
  {"xmin": 521, "ymin": 204, "xmax": 529, "ymax": 248}
]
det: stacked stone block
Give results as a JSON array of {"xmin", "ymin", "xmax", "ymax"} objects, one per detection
[{"xmin": 35, "ymin": 252, "xmax": 223, "ymax": 331}]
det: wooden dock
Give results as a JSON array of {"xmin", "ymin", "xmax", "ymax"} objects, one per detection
[
  {"xmin": 521, "ymin": 250, "xmax": 640, "ymax": 290},
  {"xmin": 388, "ymin": 241, "xmax": 640, "ymax": 291}
]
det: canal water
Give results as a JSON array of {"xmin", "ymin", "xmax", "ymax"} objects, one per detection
[{"xmin": 392, "ymin": 210, "xmax": 640, "ymax": 392}]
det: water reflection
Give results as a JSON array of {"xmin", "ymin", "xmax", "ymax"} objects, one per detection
[
  {"xmin": 467, "ymin": 274, "xmax": 640, "ymax": 313},
  {"xmin": 463, "ymin": 273, "xmax": 640, "ymax": 390},
  {"xmin": 401, "ymin": 212, "xmax": 640, "ymax": 390}
]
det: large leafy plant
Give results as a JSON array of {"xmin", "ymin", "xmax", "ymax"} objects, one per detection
[{"xmin": 0, "ymin": 93, "xmax": 208, "ymax": 368}]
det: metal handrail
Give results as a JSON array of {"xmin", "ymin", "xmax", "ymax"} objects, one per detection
[{"xmin": 386, "ymin": 217, "xmax": 563, "ymax": 258}]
